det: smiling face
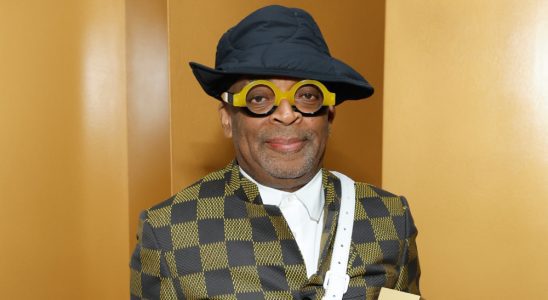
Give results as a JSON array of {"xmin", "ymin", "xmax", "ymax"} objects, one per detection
[{"xmin": 219, "ymin": 78, "xmax": 335, "ymax": 192}]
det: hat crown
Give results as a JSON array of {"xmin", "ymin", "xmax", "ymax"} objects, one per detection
[
  {"xmin": 215, "ymin": 5, "xmax": 331, "ymax": 69},
  {"xmin": 189, "ymin": 5, "xmax": 374, "ymax": 103}
]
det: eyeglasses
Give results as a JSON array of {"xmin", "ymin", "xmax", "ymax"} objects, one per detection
[{"xmin": 221, "ymin": 79, "xmax": 336, "ymax": 115}]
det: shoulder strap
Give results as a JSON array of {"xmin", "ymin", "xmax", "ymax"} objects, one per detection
[{"xmin": 323, "ymin": 171, "xmax": 356, "ymax": 300}]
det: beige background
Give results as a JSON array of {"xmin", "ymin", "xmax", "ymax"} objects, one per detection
[
  {"xmin": 383, "ymin": 0, "xmax": 548, "ymax": 299},
  {"xmin": 1, "ymin": 0, "xmax": 547, "ymax": 299},
  {"xmin": 0, "ymin": 0, "xmax": 130, "ymax": 298}
]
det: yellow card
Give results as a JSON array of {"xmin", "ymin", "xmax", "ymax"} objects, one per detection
[{"xmin": 378, "ymin": 288, "xmax": 421, "ymax": 300}]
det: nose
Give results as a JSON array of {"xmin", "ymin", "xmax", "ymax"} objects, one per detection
[{"xmin": 270, "ymin": 99, "xmax": 302, "ymax": 125}]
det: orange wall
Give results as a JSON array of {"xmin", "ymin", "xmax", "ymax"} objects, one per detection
[
  {"xmin": 126, "ymin": 0, "xmax": 172, "ymax": 252},
  {"xmin": 169, "ymin": 0, "xmax": 386, "ymax": 193},
  {"xmin": 0, "ymin": 0, "xmax": 129, "ymax": 299},
  {"xmin": 383, "ymin": 0, "xmax": 548, "ymax": 299},
  {"xmin": 9, "ymin": 1, "xmax": 546, "ymax": 298}
]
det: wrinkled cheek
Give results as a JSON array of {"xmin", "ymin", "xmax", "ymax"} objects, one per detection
[{"xmin": 235, "ymin": 134, "xmax": 260, "ymax": 162}]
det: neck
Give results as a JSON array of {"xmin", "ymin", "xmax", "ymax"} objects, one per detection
[{"xmin": 239, "ymin": 165, "xmax": 321, "ymax": 193}]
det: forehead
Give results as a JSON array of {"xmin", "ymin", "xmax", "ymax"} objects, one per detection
[{"xmin": 229, "ymin": 77, "xmax": 301, "ymax": 93}]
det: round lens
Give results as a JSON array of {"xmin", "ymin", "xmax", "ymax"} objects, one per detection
[
  {"xmin": 245, "ymin": 85, "xmax": 275, "ymax": 114},
  {"xmin": 294, "ymin": 84, "xmax": 324, "ymax": 113}
]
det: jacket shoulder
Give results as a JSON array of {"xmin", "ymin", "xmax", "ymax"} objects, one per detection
[
  {"xmin": 354, "ymin": 182, "xmax": 410, "ymax": 217},
  {"xmin": 142, "ymin": 166, "xmax": 231, "ymax": 228},
  {"xmin": 355, "ymin": 181, "xmax": 399, "ymax": 198}
]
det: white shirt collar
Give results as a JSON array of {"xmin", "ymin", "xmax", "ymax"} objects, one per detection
[{"xmin": 239, "ymin": 167, "xmax": 324, "ymax": 222}]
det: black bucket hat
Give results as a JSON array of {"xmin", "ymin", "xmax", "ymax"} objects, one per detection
[{"xmin": 189, "ymin": 5, "xmax": 374, "ymax": 104}]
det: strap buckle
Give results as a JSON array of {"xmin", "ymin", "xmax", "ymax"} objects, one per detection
[{"xmin": 323, "ymin": 270, "xmax": 350, "ymax": 297}]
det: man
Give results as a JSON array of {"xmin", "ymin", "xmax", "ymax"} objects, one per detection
[{"xmin": 130, "ymin": 5, "xmax": 420, "ymax": 300}]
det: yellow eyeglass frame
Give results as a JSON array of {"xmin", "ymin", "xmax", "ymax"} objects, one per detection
[{"xmin": 221, "ymin": 79, "xmax": 336, "ymax": 114}]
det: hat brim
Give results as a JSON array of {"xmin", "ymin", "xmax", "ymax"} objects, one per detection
[{"xmin": 189, "ymin": 61, "xmax": 374, "ymax": 105}]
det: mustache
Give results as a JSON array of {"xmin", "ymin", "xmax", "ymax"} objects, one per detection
[{"xmin": 258, "ymin": 128, "xmax": 315, "ymax": 141}]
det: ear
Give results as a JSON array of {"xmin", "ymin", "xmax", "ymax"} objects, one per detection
[
  {"xmin": 327, "ymin": 106, "xmax": 335, "ymax": 135},
  {"xmin": 219, "ymin": 103, "xmax": 233, "ymax": 138},
  {"xmin": 328, "ymin": 106, "xmax": 336, "ymax": 124}
]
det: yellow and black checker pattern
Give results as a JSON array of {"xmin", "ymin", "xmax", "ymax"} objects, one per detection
[{"xmin": 130, "ymin": 161, "xmax": 420, "ymax": 299}]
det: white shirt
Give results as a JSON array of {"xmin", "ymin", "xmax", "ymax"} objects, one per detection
[{"xmin": 240, "ymin": 168, "xmax": 324, "ymax": 278}]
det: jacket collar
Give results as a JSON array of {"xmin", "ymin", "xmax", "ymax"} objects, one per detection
[{"xmin": 224, "ymin": 160, "xmax": 341, "ymax": 212}]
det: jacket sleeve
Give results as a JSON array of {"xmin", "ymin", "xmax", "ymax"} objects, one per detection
[
  {"xmin": 130, "ymin": 211, "xmax": 177, "ymax": 299},
  {"xmin": 394, "ymin": 196, "xmax": 421, "ymax": 295}
]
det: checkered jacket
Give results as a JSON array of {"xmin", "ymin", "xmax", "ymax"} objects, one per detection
[{"xmin": 130, "ymin": 161, "xmax": 420, "ymax": 299}]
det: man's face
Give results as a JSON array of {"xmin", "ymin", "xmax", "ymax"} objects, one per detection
[{"xmin": 219, "ymin": 78, "xmax": 335, "ymax": 192}]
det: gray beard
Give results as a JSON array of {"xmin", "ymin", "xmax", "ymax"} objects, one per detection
[
  {"xmin": 255, "ymin": 128, "xmax": 321, "ymax": 179},
  {"xmin": 257, "ymin": 149, "xmax": 318, "ymax": 179}
]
